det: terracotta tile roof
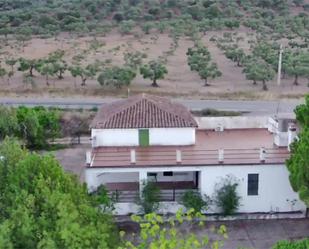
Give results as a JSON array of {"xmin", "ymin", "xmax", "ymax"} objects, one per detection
[{"xmin": 91, "ymin": 94, "xmax": 198, "ymax": 129}]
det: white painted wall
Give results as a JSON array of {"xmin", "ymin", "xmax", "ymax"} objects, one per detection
[
  {"xmin": 149, "ymin": 128, "xmax": 195, "ymax": 145},
  {"xmin": 92, "ymin": 129, "xmax": 139, "ymax": 147},
  {"xmin": 92, "ymin": 128, "xmax": 195, "ymax": 147},
  {"xmin": 97, "ymin": 172, "xmax": 138, "ymax": 184},
  {"xmin": 196, "ymin": 116, "xmax": 269, "ymax": 130},
  {"xmin": 85, "ymin": 164, "xmax": 306, "ymax": 214},
  {"xmin": 201, "ymin": 165, "xmax": 305, "ymax": 213}
]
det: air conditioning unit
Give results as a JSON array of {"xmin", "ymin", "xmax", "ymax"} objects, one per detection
[{"xmin": 215, "ymin": 124, "xmax": 224, "ymax": 132}]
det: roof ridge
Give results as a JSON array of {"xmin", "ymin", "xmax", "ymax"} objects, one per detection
[
  {"xmin": 143, "ymin": 96, "xmax": 193, "ymax": 125},
  {"xmin": 92, "ymin": 94, "xmax": 198, "ymax": 129}
]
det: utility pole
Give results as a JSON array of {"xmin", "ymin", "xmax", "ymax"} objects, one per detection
[{"xmin": 277, "ymin": 44, "xmax": 283, "ymax": 86}]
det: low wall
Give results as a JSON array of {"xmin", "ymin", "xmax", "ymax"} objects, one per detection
[{"xmin": 195, "ymin": 116, "xmax": 269, "ymax": 130}]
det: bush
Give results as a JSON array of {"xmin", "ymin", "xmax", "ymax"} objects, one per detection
[
  {"xmin": 90, "ymin": 185, "xmax": 116, "ymax": 212},
  {"xmin": 181, "ymin": 190, "xmax": 210, "ymax": 213},
  {"xmin": 272, "ymin": 239, "xmax": 309, "ymax": 249},
  {"xmin": 214, "ymin": 176, "xmax": 241, "ymax": 216},
  {"xmin": 137, "ymin": 181, "xmax": 160, "ymax": 214}
]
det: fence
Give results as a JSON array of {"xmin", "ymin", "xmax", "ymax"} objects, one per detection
[{"xmin": 108, "ymin": 189, "xmax": 199, "ymax": 203}]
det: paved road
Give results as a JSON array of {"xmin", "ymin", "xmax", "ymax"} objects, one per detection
[{"xmin": 0, "ymin": 97, "xmax": 303, "ymax": 116}]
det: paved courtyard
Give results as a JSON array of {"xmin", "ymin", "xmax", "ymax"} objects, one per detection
[
  {"xmin": 118, "ymin": 218, "xmax": 309, "ymax": 249},
  {"xmin": 54, "ymin": 144, "xmax": 90, "ymax": 181},
  {"xmin": 210, "ymin": 219, "xmax": 309, "ymax": 249}
]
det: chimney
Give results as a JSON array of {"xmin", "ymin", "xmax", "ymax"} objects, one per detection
[
  {"xmin": 176, "ymin": 150, "xmax": 182, "ymax": 164},
  {"xmin": 130, "ymin": 149, "xmax": 136, "ymax": 164},
  {"xmin": 288, "ymin": 124, "xmax": 297, "ymax": 151},
  {"xmin": 86, "ymin": 151, "xmax": 92, "ymax": 166}
]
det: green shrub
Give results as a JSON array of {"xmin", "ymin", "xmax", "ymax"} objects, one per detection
[
  {"xmin": 180, "ymin": 190, "xmax": 210, "ymax": 213},
  {"xmin": 137, "ymin": 181, "xmax": 160, "ymax": 214},
  {"xmin": 272, "ymin": 239, "xmax": 309, "ymax": 249},
  {"xmin": 214, "ymin": 176, "xmax": 241, "ymax": 216}
]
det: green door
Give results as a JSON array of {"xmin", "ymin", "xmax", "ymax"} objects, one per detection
[{"xmin": 139, "ymin": 129, "xmax": 149, "ymax": 147}]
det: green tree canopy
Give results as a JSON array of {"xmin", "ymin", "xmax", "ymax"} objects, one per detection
[
  {"xmin": 69, "ymin": 63, "xmax": 99, "ymax": 86},
  {"xmin": 140, "ymin": 60, "xmax": 168, "ymax": 87},
  {"xmin": 18, "ymin": 58, "xmax": 42, "ymax": 77},
  {"xmin": 187, "ymin": 46, "xmax": 222, "ymax": 86},
  {"xmin": 243, "ymin": 58, "xmax": 275, "ymax": 90},
  {"xmin": 283, "ymin": 51, "xmax": 309, "ymax": 85},
  {"xmin": 121, "ymin": 210, "xmax": 228, "ymax": 249},
  {"xmin": 287, "ymin": 95, "xmax": 309, "ymax": 208},
  {"xmin": 97, "ymin": 66, "xmax": 136, "ymax": 89},
  {"xmin": 0, "ymin": 139, "xmax": 118, "ymax": 248}
]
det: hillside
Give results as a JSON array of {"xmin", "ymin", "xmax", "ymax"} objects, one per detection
[{"xmin": 0, "ymin": 0, "xmax": 308, "ymax": 99}]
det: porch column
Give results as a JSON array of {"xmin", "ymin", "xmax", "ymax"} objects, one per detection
[
  {"xmin": 199, "ymin": 170, "xmax": 207, "ymax": 196},
  {"xmin": 139, "ymin": 170, "xmax": 148, "ymax": 196},
  {"xmin": 85, "ymin": 168, "xmax": 99, "ymax": 193}
]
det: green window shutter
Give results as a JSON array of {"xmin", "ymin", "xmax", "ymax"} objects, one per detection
[{"xmin": 139, "ymin": 129, "xmax": 149, "ymax": 146}]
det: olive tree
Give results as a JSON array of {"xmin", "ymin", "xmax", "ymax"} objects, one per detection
[
  {"xmin": 97, "ymin": 66, "xmax": 136, "ymax": 89},
  {"xmin": 140, "ymin": 60, "xmax": 168, "ymax": 87},
  {"xmin": 187, "ymin": 46, "xmax": 222, "ymax": 86},
  {"xmin": 243, "ymin": 59, "xmax": 275, "ymax": 90}
]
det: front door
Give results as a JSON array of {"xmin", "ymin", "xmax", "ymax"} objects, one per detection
[{"xmin": 139, "ymin": 129, "xmax": 149, "ymax": 147}]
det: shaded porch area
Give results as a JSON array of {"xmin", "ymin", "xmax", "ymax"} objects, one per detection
[
  {"xmin": 95, "ymin": 170, "xmax": 200, "ymax": 203},
  {"xmin": 105, "ymin": 181, "xmax": 196, "ymax": 191}
]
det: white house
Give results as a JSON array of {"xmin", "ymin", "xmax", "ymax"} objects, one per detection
[{"xmin": 85, "ymin": 94, "xmax": 306, "ymax": 215}]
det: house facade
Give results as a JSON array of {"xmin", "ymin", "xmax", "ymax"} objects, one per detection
[{"xmin": 85, "ymin": 94, "xmax": 306, "ymax": 215}]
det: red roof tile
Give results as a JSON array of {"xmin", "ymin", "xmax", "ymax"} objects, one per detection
[{"xmin": 91, "ymin": 94, "xmax": 198, "ymax": 129}]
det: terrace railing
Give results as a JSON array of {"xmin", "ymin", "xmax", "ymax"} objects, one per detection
[{"xmin": 108, "ymin": 188, "xmax": 199, "ymax": 203}]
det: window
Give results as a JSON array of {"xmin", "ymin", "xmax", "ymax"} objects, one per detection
[
  {"xmin": 248, "ymin": 174, "xmax": 259, "ymax": 196},
  {"xmin": 139, "ymin": 129, "xmax": 149, "ymax": 146},
  {"xmin": 163, "ymin": 171, "xmax": 173, "ymax": 176}
]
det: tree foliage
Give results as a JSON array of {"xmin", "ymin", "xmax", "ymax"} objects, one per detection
[
  {"xmin": 272, "ymin": 239, "xmax": 309, "ymax": 249},
  {"xmin": 136, "ymin": 181, "xmax": 160, "ymax": 214},
  {"xmin": 120, "ymin": 210, "xmax": 228, "ymax": 249},
  {"xmin": 187, "ymin": 46, "xmax": 222, "ymax": 86},
  {"xmin": 0, "ymin": 139, "xmax": 118, "ymax": 248},
  {"xmin": 140, "ymin": 60, "xmax": 168, "ymax": 87},
  {"xmin": 180, "ymin": 190, "xmax": 210, "ymax": 213},
  {"xmin": 214, "ymin": 176, "xmax": 241, "ymax": 216},
  {"xmin": 243, "ymin": 58, "xmax": 275, "ymax": 90},
  {"xmin": 283, "ymin": 50, "xmax": 309, "ymax": 85},
  {"xmin": 69, "ymin": 63, "xmax": 99, "ymax": 86},
  {"xmin": 98, "ymin": 66, "xmax": 136, "ymax": 88},
  {"xmin": 287, "ymin": 95, "xmax": 309, "ymax": 207},
  {"xmin": 0, "ymin": 106, "xmax": 60, "ymax": 149}
]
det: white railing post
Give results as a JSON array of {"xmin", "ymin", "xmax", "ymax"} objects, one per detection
[
  {"xmin": 130, "ymin": 149, "xmax": 136, "ymax": 164},
  {"xmin": 86, "ymin": 151, "xmax": 91, "ymax": 166},
  {"xmin": 288, "ymin": 125, "xmax": 297, "ymax": 152},
  {"xmin": 260, "ymin": 147, "xmax": 266, "ymax": 163},
  {"xmin": 176, "ymin": 150, "xmax": 182, "ymax": 164},
  {"xmin": 218, "ymin": 148, "xmax": 224, "ymax": 163}
]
